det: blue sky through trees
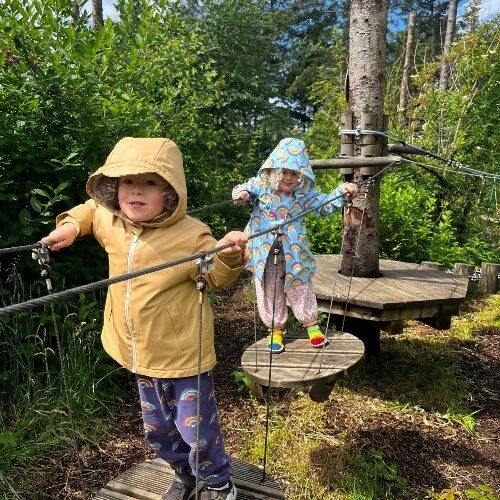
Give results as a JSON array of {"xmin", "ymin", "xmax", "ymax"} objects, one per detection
[{"xmin": 83, "ymin": 0, "xmax": 499, "ymax": 22}]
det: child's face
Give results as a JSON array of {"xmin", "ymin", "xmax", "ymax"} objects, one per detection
[
  {"xmin": 118, "ymin": 173, "xmax": 167, "ymax": 222},
  {"xmin": 278, "ymin": 168, "xmax": 301, "ymax": 192}
]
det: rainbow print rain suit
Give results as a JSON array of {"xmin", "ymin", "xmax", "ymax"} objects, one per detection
[{"xmin": 232, "ymin": 137, "xmax": 344, "ymax": 288}]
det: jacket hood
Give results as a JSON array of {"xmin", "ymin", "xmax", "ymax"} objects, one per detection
[
  {"xmin": 258, "ymin": 137, "xmax": 315, "ymax": 187},
  {"xmin": 86, "ymin": 137, "xmax": 186, "ymax": 227}
]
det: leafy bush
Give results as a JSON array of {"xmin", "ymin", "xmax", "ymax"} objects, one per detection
[{"xmin": 0, "ymin": 0, "xmax": 226, "ymax": 283}]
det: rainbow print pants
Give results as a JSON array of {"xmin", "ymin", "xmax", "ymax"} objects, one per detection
[{"xmin": 136, "ymin": 372, "xmax": 231, "ymax": 487}]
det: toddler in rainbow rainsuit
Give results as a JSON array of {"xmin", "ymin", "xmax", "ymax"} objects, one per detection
[{"xmin": 232, "ymin": 137, "xmax": 357, "ymax": 353}]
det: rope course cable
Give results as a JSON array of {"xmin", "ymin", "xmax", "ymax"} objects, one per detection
[
  {"xmin": 0, "ymin": 163, "xmax": 393, "ymax": 316},
  {"xmin": 0, "ymin": 201, "xmax": 247, "ymax": 256},
  {"xmin": 340, "ymin": 128, "xmax": 500, "ymax": 180},
  {"xmin": 187, "ymin": 199, "xmax": 242, "ymax": 215},
  {"xmin": 402, "ymin": 156, "xmax": 500, "ymax": 180},
  {"xmin": 0, "ymin": 241, "xmax": 42, "ymax": 256}
]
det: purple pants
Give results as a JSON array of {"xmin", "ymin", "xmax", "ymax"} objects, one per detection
[{"xmin": 136, "ymin": 372, "xmax": 231, "ymax": 487}]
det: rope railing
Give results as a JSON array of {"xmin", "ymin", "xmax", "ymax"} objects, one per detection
[
  {"xmin": 340, "ymin": 128, "xmax": 500, "ymax": 181},
  {"xmin": 402, "ymin": 156, "xmax": 500, "ymax": 181},
  {"xmin": 0, "ymin": 200, "xmax": 248, "ymax": 256},
  {"xmin": 0, "ymin": 242, "xmax": 43, "ymax": 256},
  {"xmin": 0, "ymin": 166, "xmax": 393, "ymax": 316}
]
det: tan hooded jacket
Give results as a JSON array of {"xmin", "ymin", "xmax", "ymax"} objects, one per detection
[{"xmin": 56, "ymin": 137, "xmax": 244, "ymax": 378}]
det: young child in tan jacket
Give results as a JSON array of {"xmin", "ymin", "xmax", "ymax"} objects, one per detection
[{"xmin": 43, "ymin": 137, "xmax": 245, "ymax": 500}]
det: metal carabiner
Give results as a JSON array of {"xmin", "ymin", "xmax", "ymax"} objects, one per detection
[
  {"xmin": 196, "ymin": 253, "xmax": 215, "ymax": 292},
  {"xmin": 32, "ymin": 242, "xmax": 53, "ymax": 292}
]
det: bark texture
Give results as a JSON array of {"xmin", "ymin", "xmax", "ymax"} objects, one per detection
[
  {"xmin": 92, "ymin": 0, "xmax": 104, "ymax": 27},
  {"xmin": 71, "ymin": 1, "xmax": 80, "ymax": 23},
  {"xmin": 439, "ymin": 0, "xmax": 458, "ymax": 90},
  {"xmin": 399, "ymin": 11, "xmax": 416, "ymax": 113},
  {"xmin": 341, "ymin": 0, "xmax": 389, "ymax": 278}
]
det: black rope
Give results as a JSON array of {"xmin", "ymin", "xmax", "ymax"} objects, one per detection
[
  {"xmin": 0, "ymin": 246, "xmax": 230, "ymax": 315},
  {"xmin": 187, "ymin": 199, "xmax": 246, "ymax": 215},
  {"xmin": 194, "ymin": 256, "xmax": 211, "ymax": 500},
  {"xmin": 261, "ymin": 231, "xmax": 282, "ymax": 482},
  {"xmin": 0, "ymin": 201, "xmax": 249, "ymax": 257},
  {"xmin": 0, "ymin": 242, "xmax": 42, "ymax": 256},
  {"xmin": 0, "ymin": 164, "xmax": 393, "ymax": 316}
]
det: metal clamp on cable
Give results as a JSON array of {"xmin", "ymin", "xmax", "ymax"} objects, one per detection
[
  {"xmin": 339, "ymin": 127, "xmax": 388, "ymax": 138},
  {"xmin": 196, "ymin": 253, "xmax": 215, "ymax": 292},
  {"xmin": 271, "ymin": 228, "xmax": 284, "ymax": 254},
  {"xmin": 32, "ymin": 242, "xmax": 53, "ymax": 292}
]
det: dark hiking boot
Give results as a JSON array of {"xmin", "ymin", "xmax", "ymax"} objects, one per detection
[
  {"xmin": 162, "ymin": 472, "xmax": 197, "ymax": 500},
  {"xmin": 198, "ymin": 480, "xmax": 237, "ymax": 500}
]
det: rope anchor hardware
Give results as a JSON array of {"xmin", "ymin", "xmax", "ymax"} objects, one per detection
[
  {"xmin": 32, "ymin": 242, "xmax": 53, "ymax": 292},
  {"xmin": 196, "ymin": 254, "xmax": 215, "ymax": 292},
  {"xmin": 338, "ymin": 127, "xmax": 388, "ymax": 137},
  {"xmin": 271, "ymin": 227, "xmax": 284, "ymax": 242}
]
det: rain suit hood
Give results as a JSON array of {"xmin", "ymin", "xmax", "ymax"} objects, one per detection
[
  {"xmin": 86, "ymin": 137, "xmax": 187, "ymax": 227},
  {"xmin": 258, "ymin": 137, "xmax": 315, "ymax": 191}
]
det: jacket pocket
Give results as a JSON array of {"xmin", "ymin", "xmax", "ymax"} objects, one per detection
[{"xmin": 164, "ymin": 301, "xmax": 196, "ymax": 352}]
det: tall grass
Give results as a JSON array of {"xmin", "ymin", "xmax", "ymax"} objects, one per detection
[{"xmin": 0, "ymin": 263, "xmax": 126, "ymax": 499}]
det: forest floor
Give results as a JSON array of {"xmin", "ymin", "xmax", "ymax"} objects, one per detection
[{"xmin": 50, "ymin": 277, "xmax": 499, "ymax": 500}]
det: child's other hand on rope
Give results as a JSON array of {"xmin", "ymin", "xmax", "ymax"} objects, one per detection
[
  {"xmin": 217, "ymin": 231, "xmax": 248, "ymax": 255},
  {"xmin": 233, "ymin": 190, "xmax": 250, "ymax": 204},
  {"xmin": 340, "ymin": 182, "xmax": 358, "ymax": 200},
  {"xmin": 41, "ymin": 223, "xmax": 78, "ymax": 251},
  {"xmin": 216, "ymin": 231, "xmax": 248, "ymax": 268}
]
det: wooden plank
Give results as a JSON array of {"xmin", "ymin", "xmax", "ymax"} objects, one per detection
[
  {"xmin": 310, "ymin": 155, "xmax": 401, "ymax": 169},
  {"xmin": 94, "ymin": 490, "xmax": 139, "ymax": 500},
  {"xmin": 313, "ymin": 255, "xmax": 468, "ymax": 312},
  {"xmin": 98, "ymin": 456, "xmax": 285, "ymax": 499},
  {"xmin": 151, "ymin": 458, "xmax": 285, "ymax": 499},
  {"xmin": 317, "ymin": 301, "xmax": 382, "ymax": 321}
]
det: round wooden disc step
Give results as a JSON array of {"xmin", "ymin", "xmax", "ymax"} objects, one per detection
[{"xmin": 241, "ymin": 330, "xmax": 364, "ymax": 401}]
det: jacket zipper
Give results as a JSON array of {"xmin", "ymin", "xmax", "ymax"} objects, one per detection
[{"xmin": 125, "ymin": 234, "xmax": 140, "ymax": 372}]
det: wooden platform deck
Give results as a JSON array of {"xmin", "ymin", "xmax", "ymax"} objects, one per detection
[
  {"xmin": 241, "ymin": 331, "xmax": 364, "ymax": 401},
  {"xmin": 313, "ymin": 255, "xmax": 469, "ymax": 322},
  {"xmin": 95, "ymin": 456, "xmax": 284, "ymax": 499}
]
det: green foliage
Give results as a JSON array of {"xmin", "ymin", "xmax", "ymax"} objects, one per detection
[
  {"xmin": 342, "ymin": 448, "xmax": 409, "ymax": 496},
  {"xmin": 386, "ymin": 19, "xmax": 499, "ymax": 265},
  {"xmin": 0, "ymin": 274, "xmax": 128, "ymax": 497},
  {"xmin": 0, "ymin": 0, "xmax": 224, "ymax": 282},
  {"xmin": 379, "ymin": 174, "xmax": 498, "ymax": 266},
  {"xmin": 232, "ymin": 370, "xmax": 252, "ymax": 393},
  {"xmin": 464, "ymin": 485, "xmax": 498, "ymax": 500},
  {"xmin": 426, "ymin": 484, "xmax": 498, "ymax": 500},
  {"xmin": 305, "ymin": 28, "xmax": 346, "ymax": 159}
]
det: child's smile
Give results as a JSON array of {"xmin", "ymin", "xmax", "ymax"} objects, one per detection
[
  {"xmin": 118, "ymin": 173, "xmax": 167, "ymax": 222},
  {"xmin": 278, "ymin": 168, "xmax": 301, "ymax": 192}
]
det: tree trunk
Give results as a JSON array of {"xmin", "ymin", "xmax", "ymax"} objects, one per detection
[
  {"xmin": 431, "ymin": 1, "xmax": 438, "ymax": 57},
  {"xmin": 71, "ymin": 1, "xmax": 80, "ymax": 23},
  {"xmin": 399, "ymin": 11, "xmax": 416, "ymax": 114},
  {"xmin": 439, "ymin": 0, "xmax": 458, "ymax": 90},
  {"xmin": 92, "ymin": 0, "xmax": 104, "ymax": 27},
  {"xmin": 340, "ymin": 0, "xmax": 389, "ymax": 278}
]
